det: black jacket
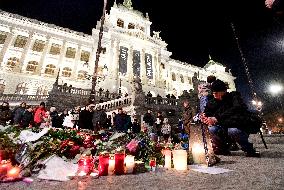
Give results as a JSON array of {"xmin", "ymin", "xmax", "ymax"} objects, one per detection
[{"xmin": 204, "ymin": 91, "xmax": 251, "ymax": 132}]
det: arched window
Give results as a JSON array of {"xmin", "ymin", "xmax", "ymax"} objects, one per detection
[
  {"xmin": 77, "ymin": 70, "xmax": 87, "ymax": 80},
  {"xmin": 62, "ymin": 67, "xmax": 72, "ymax": 77},
  {"xmin": 117, "ymin": 19, "xmax": 124, "ymax": 28},
  {"xmin": 49, "ymin": 43, "xmax": 61, "ymax": 55},
  {"xmin": 0, "ymin": 31, "xmax": 8, "ymax": 44},
  {"xmin": 65, "ymin": 47, "xmax": 76, "ymax": 58},
  {"xmin": 172, "ymin": 73, "xmax": 176, "ymax": 81},
  {"xmin": 14, "ymin": 35, "xmax": 28, "ymax": 48},
  {"xmin": 32, "ymin": 40, "xmax": 45, "ymax": 52},
  {"xmin": 15, "ymin": 82, "xmax": 28, "ymax": 95},
  {"xmin": 0, "ymin": 79, "xmax": 5, "ymax": 94},
  {"xmin": 128, "ymin": 23, "xmax": 135, "ymax": 29},
  {"xmin": 6, "ymin": 57, "xmax": 20, "ymax": 68},
  {"xmin": 180, "ymin": 75, "xmax": 184, "ymax": 83},
  {"xmin": 26, "ymin": 61, "xmax": 38, "ymax": 73},
  {"xmin": 44, "ymin": 64, "xmax": 56, "ymax": 75},
  {"xmin": 188, "ymin": 76, "xmax": 192, "ymax": 84}
]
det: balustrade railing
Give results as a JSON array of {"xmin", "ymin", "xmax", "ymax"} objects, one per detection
[
  {"xmin": 0, "ymin": 94, "xmax": 49, "ymax": 102},
  {"xmin": 95, "ymin": 96, "xmax": 132, "ymax": 111},
  {"xmin": 145, "ymin": 97, "xmax": 178, "ymax": 106}
]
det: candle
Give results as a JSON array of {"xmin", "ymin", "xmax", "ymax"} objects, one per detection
[
  {"xmin": 7, "ymin": 166, "xmax": 21, "ymax": 178},
  {"xmin": 124, "ymin": 155, "xmax": 135, "ymax": 174},
  {"xmin": 0, "ymin": 160, "xmax": 12, "ymax": 176},
  {"xmin": 163, "ymin": 149, "xmax": 172, "ymax": 169},
  {"xmin": 78, "ymin": 171, "xmax": 87, "ymax": 176},
  {"xmin": 191, "ymin": 142, "xmax": 205, "ymax": 164},
  {"xmin": 149, "ymin": 157, "xmax": 156, "ymax": 171},
  {"xmin": 114, "ymin": 152, "xmax": 125, "ymax": 175},
  {"xmin": 78, "ymin": 155, "xmax": 94, "ymax": 174},
  {"xmin": 98, "ymin": 153, "xmax": 109, "ymax": 176},
  {"xmin": 108, "ymin": 155, "xmax": 115, "ymax": 175},
  {"xmin": 172, "ymin": 150, "xmax": 187, "ymax": 171}
]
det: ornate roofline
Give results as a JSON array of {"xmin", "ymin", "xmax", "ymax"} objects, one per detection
[{"xmin": 0, "ymin": 10, "xmax": 91, "ymax": 38}]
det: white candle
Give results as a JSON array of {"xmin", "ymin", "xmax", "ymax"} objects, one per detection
[
  {"xmin": 108, "ymin": 156, "xmax": 115, "ymax": 175},
  {"xmin": 163, "ymin": 149, "xmax": 172, "ymax": 169},
  {"xmin": 124, "ymin": 155, "xmax": 135, "ymax": 174},
  {"xmin": 191, "ymin": 142, "xmax": 205, "ymax": 164},
  {"xmin": 172, "ymin": 150, "xmax": 187, "ymax": 171}
]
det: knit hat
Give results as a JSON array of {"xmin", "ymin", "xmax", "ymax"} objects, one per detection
[{"xmin": 211, "ymin": 79, "xmax": 228, "ymax": 92}]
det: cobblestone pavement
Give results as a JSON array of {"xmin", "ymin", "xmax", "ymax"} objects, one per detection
[{"xmin": 1, "ymin": 134, "xmax": 284, "ymax": 190}]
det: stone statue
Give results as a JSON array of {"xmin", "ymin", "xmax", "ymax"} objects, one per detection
[
  {"xmin": 132, "ymin": 76, "xmax": 143, "ymax": 94},
  {"xmin": 153, "ymin": 31, "xmax": 162, "ymax": 40},
  {"xmin": 123, "ymin": 0, "xmax": 133, "ymax": 9}
]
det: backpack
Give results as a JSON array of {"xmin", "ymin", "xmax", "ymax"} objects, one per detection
[{"xmin": 246, "ymin": 111, "xmax": 264, "ymax": 134}]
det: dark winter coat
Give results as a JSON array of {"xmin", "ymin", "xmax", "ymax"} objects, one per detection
[
  {"xmin": 114, "ymin": 113, "xmax": 127, "ymax": 132},
  {"xmin": 92, "ymin": 109, "xmax": 108, "ymax": 130},
  {"xmin": 143, "ymin": 113, "xmax": 154, "ymax": 126},
  {"xmin": 204, "ymin": 91, "xmax": 252, "ymax": 133},
  {"xmin": 12, "ymin": 106, "xmax": 26, "ymax": 124},
  {"xmin": 0, "ymin": 106, "xmax": 12, "ymax": 126},
  {"xmin": 50, "ymin": 111, "xmax": 61, "ymax": 128},
  {"xmin": 21, "ymin": 110, "xmax": 34, "ymax": 128},
  {"xmin": 78, "ymin": 110, "xmax": 93, "ymax": 130}
]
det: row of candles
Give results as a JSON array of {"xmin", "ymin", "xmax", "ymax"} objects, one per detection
[
  {"xmin": 78, "ymin": 148, "xmax": 191, "ymax": 177},
  {"xmin": 77, "ymin": 152, "xmax": 137, "ymax": 176}
]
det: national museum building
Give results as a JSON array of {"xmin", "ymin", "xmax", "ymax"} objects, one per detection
[{"xmin": 0, "ymin": 1, "xmax": 235, "ymax": 97}]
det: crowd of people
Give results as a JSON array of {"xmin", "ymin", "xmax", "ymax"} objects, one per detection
[{"xmin": 0, "ymin": 75, "xmax": 261, "ymax": 158}]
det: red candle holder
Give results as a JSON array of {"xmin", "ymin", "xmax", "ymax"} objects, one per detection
[
  {"xmin": 114, "ymin": 153, "xmax": 125, "ymax": 175},
  {"xmin": 77, "ymin": 155, "xmax": 94, "ymax": 174},
  {"xmin": 98, "ymin": 153, "xmax": 109, "ymax": 176},
  {"xmin": 0, "ymin": 160, "xmax": 12, "ymax": 176}
]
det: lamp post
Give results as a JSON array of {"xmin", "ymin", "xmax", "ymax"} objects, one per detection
[{"xmin": 90, "ymin": 0, "xmax": 108, "ymax": 102}]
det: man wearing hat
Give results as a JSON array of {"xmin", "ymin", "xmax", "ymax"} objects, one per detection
[{"xmin": 201, "ymin": 79, "xmax": 260, "ymax": 157}]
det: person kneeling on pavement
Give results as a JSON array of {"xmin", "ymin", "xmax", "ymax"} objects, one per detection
[{"xmin": 201, "ymin": 79, "xmax": 260, "ymax": 157}]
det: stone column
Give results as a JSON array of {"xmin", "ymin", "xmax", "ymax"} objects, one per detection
[
  {"xmin": 0, "ymin": 28, "xmax": 15, "ymax": 67},
  {"xmin": 155, "ymin": 52, "xmax": 161, "ymax": 87},
  {"xmin": 140, "ymin": 49, "xmax": 147, "ymax": 84},
  {"xmin": 71, "ymin": 45, "xmax": 81, "ymax": 79},
  {"xmin": 127, "ymin": 45, "xmax": 133, "ymax": 81},
  {"xmin": 110, "ymin": 40, "xmax": 119, "ymax": 79},
  {"xmin": 55, "ymin": 40, "xmax": 67, "ymax": 76},
  {"xmin": 18, "ymin": 32, "xmax": 35, "ymax": 73},
  {"xmin": 36, "ymin": 36, "xmax": 51, "ymax": 75}
]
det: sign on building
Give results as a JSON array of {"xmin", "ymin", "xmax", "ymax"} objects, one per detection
[
  {"xmin": 145, "ymin": 53, "xmax": 153, "ymax": 79},
  {"xmin": 133, "ymin": 50, "xmax": 140, "ymax": 77},
  {"xmin": 119, "ymin": 46, "xmax": 128, "ymax": 75}
]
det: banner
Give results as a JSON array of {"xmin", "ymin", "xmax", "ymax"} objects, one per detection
[
  {"xmin": 133, "ymin": 50, "xmax": 141, "ymax": 77},
  {"xmin": 145, "ymin": 53, "xmax": 153, "ymax": 79},
  {"xmin": 119, "ymin": 46, "xmax": 128, "ymax": 75}
]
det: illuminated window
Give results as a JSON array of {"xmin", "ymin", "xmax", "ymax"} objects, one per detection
[
  {"xmin": 77, "ymin": 70, "xmax": 87, "ymax": 80},
  {"xmin": 15, "ymin": 82, "xmax": 28, "ymax": 94},
  {"xmin": 14, "ymin": 35, "xmax": 28, "ymax": 48},
  {"xmin": 65, "ymin": 47, "xmax": 76, "ymax": 58},
  {"xmin": 32, "ymin": 40, "xmax": 45, "ymax": 52},
  {"xmin": 44, "ymin": 64, "xmax": 56, "ymax": 75},
  {"xmin": 180, "ymin": 75, "xmax": 184, "ymax": 83},
  {"xmin": 0, "ymin": 32, "xmax": 8, "ymax": 44},
  {"xmin": 80, "ymin": 50, "xmax": 90, "ymax": 62},
  {"xmin": 117, "ymin": 19, "xmax": 124, "ymax": 28},
  {"xmin": 49, "ymin": 43, "xmax": 61, "ymax": 55},
  {"xmin": 188, "ymin": 77, "xmax": 192, "ymax": 84},
  {"xmin": 128, "ymin": 23, "xmax": 135, "ymax": 29},
  {"xmin": 172, "ymin": 73, "xmax": 176, "ymax": 81},
  {"xmin": 62, "ymin": 67, "xmax": 72, "ymax": 77},
  {"xmin": 26, "ymin": 61, "xmax": 38, "ymax": 72},
  {"xmin": 6, "ymin": 57, "xmax": 20, "ymax": 68}
]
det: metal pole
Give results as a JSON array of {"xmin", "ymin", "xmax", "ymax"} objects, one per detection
[{"xmin": 90, "ymin": 0, "xmax": 107, "ymax": 102}]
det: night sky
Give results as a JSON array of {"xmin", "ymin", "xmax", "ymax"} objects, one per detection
[{"xmin": 1, "ymin": 0, "xmax": 284, "ymax": 108}]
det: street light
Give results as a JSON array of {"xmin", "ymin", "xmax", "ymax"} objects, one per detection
[
  {"xmin": 252, "ymin": 100, "xmax": 263, "ymax": 111},
  {"xmin": 269, "ymin": 84, "xmax": 283, "ymax": 95}
]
